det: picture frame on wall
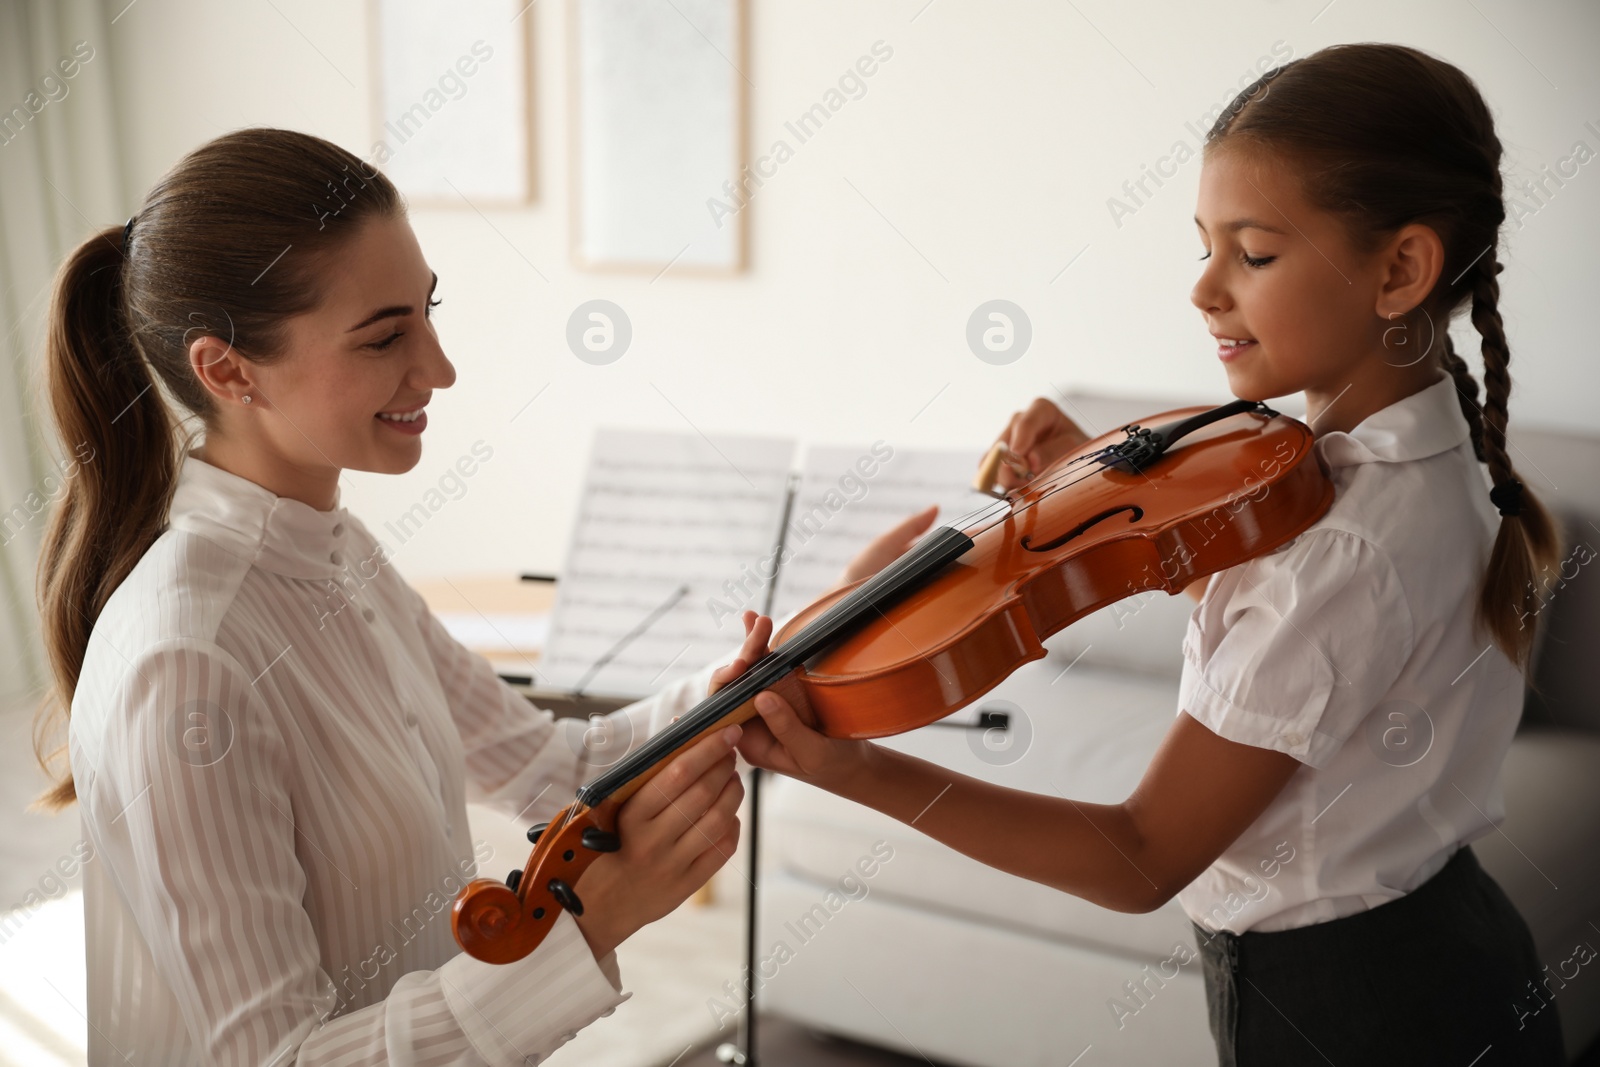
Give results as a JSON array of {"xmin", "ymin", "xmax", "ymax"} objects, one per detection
[
  {"xmin": 569, "ymin": 0, "xmax": 747, "ymax": 274},
  {"xmin": 368, "ymin": 0, "xmax": 537, "ymax": 208}
]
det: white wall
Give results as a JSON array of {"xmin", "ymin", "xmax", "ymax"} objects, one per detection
[{"xmin": 106, "ymin": 0, "xmax": 1600, "ymax": 580}]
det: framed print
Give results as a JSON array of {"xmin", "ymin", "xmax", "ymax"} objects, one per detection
[
  {"xmin": 569, "ymin": 0, "xmax": 747, "ymax": 273},
  {"xmin": 369, "ymin": 0, "xmax": 537, "ymax": 207}
]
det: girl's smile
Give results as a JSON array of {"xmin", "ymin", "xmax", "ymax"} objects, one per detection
[{"xmin": 1191, "ymin": 147, "xmax": 1448, "ymax": 436}]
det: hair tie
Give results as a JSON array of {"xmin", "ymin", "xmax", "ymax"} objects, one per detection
[
  {"xmin": 122, "ymin": 214, "xmax": 137, "ymax": 254},
  {"xmin": 1489, "ymin": 478, "xmax": 1525, "ymax": 518}
]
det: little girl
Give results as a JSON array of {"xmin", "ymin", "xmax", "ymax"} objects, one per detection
[
  {"xmin": 722, "ymin": 43, "xmax": 1566, "ymax": 1065},
  {"xmin": 33, "ymin": 128, "xmax": 744, "ymax": 1065}
]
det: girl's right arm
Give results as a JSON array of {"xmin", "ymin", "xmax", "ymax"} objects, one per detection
[
  {"xmin": 720, "ymin": 614, "xmax": 1299, "ymax": 914},
  {"xmin": 988, "ymin": 396, "xmax": 1092, "ymax": 491}
]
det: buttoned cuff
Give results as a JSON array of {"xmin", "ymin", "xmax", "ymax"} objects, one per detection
[{"xmin": 439, "ymin": 909, "xmax": 628, "ymax": 1066}]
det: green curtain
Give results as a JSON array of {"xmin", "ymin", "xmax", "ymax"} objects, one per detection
[{"xmin": 0, "ymin": 0, "xmax": 124, "ymax": 711}]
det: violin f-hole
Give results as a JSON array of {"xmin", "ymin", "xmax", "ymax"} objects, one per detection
[{"xmin": 1020, "ymin": 504, "xmax": 1144, "ymax": 553}]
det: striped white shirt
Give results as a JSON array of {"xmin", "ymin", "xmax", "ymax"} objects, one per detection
[{"xmin": 68, "ymin": 451, "xmax": 719, "ymax": 1066}]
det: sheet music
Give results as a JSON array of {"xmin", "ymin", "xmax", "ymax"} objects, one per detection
[
  {"xmin": 768, "ymin": 441, "xmax": 996, "ymax": 622},
  {"xmin": 540, "ymin": 428, "xmax": 796, "ymax": 697}
]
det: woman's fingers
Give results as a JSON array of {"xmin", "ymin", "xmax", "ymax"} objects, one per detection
[
  {"xmin": 670, "ymin": 768, "xmax": 744, "ymax": 867},
  {"xmin": 682, "ymin": 812, "xmax": 741, "ymax": 890},
  {"xmin": 627, "ymin": 725, "xmax": 741, "ymax": 824},
  {"xmin": 708, "ymin": 612, "xmax": 773, "ymax": 696},
  {"xmin": 738, "ymin": 612, "xmax": 772, "ymax": 663},
  {"xmin": 664, "ymin": 748, "xmax": 737, "ymax": 820}
]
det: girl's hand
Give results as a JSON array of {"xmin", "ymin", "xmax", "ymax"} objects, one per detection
[
  {"xmin": 837, "ymin": 504, "xmax": 941, "ymax": 586},
  {"xmin": 571, "ymin": 725, "xmax": 744, "ymax": 959},
  {"xmin": 724, "ymin": 611, "xmax": 874, "ymax": 793},
  {"xmin": 990, "ymin": 398, "xmax": 1092, "ymax": 491}
]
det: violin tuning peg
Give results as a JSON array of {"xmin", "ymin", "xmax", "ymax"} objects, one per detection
[
  {"xmin": 581, "ymin": 827, "xmax": 621, "ymax": 853},
  {"xmin": 972, "ymin": 442, "xmax": 1034, "ymax": 499},
  {"xmin": 973, "ymin": 442, "xmax": 1006, "ymax": 497},
  {"xmin": 526, "ymin": 821, "xmax": 549, "ymax": 844},
  {"xmin": 547, "ymin": 878, "xmax": 584, "ymax": 916},
  {"xmin": 506, "ymin": 868, "xmax": 522, "ymax": 893}
]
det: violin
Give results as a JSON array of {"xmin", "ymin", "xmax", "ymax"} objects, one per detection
[{"xmin": 452, "ymin": 397, "xmax": 1334, "ymax": 963}]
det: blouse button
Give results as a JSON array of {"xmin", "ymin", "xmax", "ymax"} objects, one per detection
[
  {"xmin": 405, "ymin": 711, "xmax": 419, "ymax": 727},
  {"xmin": 362, "ymin": 607, "xmax": 376, "ymax": 623},
  {"xmin": 331, "ymin": 522, "xmax": 344, "ymax": 537},
  {"xmin": 1284, "ymin": 731, "xmax": 1304, "ymax": 747},
  {"xmin": 329, "ymin": 550, "xmax": 343, "ymax": 565}
]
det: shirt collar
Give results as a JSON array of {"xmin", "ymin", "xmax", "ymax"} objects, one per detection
[
  {"xmin": 1313, "ymin": 373, "xmax": 1471, "ymax": 469},
  {"xmin": 167, "ymin": 452, "xmax": 351, "ymax": 580}
]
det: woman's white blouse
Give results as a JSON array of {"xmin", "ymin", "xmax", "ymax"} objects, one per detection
[
  {"xmin": 1176, "ymin": 373, "xmax": 1524, "ymax": 933},
  {"xmin": 68, "ymin": 453, "xmax": 720, "ymax": 1066}
]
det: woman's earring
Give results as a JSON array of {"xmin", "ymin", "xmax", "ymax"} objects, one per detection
[{"xmin": 242, "ymin": 395, "xmax": 253, "ymax": 405}]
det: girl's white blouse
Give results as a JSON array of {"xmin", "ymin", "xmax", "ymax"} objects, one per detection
[
  {"xmin": 68, "ymin": 452, "xmax": 719, "ymax": 1066},
  {"xmin": 1177, "ymin": 373, "xmax": 1525, "ymax": 934}
]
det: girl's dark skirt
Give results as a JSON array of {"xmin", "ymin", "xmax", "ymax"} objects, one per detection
[{"xmin": 1192, "ymin": 845, "xmax": 1565, "ymax": 1066}]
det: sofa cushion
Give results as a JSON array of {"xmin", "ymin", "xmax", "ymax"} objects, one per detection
[
  {"xmin": 1521, "ymin": 501, "xmax": 1600, "ymax": 733},
  {"xmin": 1472, "ymin": 727, "xmax": 1600, "ymax": 1056},
  {"xmin": 764, "ymin": 657, "xmax": 1198, "ymax": 960}
]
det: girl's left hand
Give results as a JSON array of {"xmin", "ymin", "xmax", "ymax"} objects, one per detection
[{"xmin": 712, "ymin": 610, "xmax": 873, "ymax": 792}]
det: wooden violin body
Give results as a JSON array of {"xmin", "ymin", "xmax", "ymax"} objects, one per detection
[
  {"xmin": 454, "ymin": 398, "xmax": 1334, "ymax": 963},
  {"xmin": 774, "ymin": 398, "xmax": 1334, "ymax": 737}
]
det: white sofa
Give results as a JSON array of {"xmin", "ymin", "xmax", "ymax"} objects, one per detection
[{"xmin": 754, "ymin": 390, "xmax": 1600, "ymax": 1066}]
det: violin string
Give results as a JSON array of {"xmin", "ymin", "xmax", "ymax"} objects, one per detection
[
  {"xmin": 1010, "ymin": 432, "xmax": 1169, "ymax": 514},
  {"xmin": 1004, "ymin": 444, "xmax": 1124, "ymax": 519},
  {"xmin": 1008, "ymin": 407, "xmax": 1220, "ymax": 517}
]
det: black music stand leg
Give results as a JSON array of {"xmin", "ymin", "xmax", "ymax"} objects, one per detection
[{"xmin": 715, "ymin": 765, "xmax": 760, "ymax": 1066}]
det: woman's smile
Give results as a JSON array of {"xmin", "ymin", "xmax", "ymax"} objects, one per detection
[{"xmin": 376, "ymin": 402, "xmax": 429, "ymax": 435}]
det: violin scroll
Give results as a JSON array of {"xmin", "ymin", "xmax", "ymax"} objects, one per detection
[{"xmin": 452, "ymin": 799, "xmax": 620, "ymax": 964}]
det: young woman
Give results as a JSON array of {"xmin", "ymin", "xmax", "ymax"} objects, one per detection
[
  {"xmin": 720, "ymin": 43, "xmax": 1566, "ymax": 1065},
  {"xmin": 33, "ymin": 127, "xmax": 746, "ymax": 1066}
]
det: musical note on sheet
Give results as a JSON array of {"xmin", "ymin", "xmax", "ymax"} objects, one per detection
[
  {"xmin": 539, "ymin": 428, "xmax": 796, "ymax": 698},
  {"xmin": 768, "ymin": 442, "xmax": 994, "ymax": 623}
]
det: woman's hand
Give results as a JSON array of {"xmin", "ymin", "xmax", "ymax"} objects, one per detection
[
  {"xmin": 571, "ymin": 725, "xmax": 744, "ymax": 959},
  {"xmin": 706, "ymin": 609, "xmax": 777, "ymax": 698},
  {"xmin": 721, "ymin": 610, "xmax": 874, "ymax": 794},
  {"xmin": 837, "ymin": 504, "xmax": 940, "ymax": 586},
  {"xmin": 989, "ymin": 398, "xmax": 1092, "ymax": 492}
]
